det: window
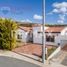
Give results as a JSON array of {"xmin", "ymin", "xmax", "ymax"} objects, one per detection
[
  {"xmin": 38, "ymin": 32, "xmax": 41, "ymax": 34},
  {"xmin": 51, "ymin": 36, "xmax": 55, "ymax": 42},
  {"xmin": 17, "ymin": 34, "xmax": 22, "ymax": 39},
  {"xmin": 46, "ymin": 35, "xmax": 50, "ymax": 42},
  {"xmin": 46, "ymin": 35, "xmax": 55, "ymax": 42}
]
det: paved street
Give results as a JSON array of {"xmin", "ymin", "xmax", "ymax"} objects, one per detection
[
  {"xmin": 0, "ymin": 56, "xmax": 41, "ymax": 67},
  {"xmin": 0, "ymin": 50, "xmax": 66, "ymax": 67}
]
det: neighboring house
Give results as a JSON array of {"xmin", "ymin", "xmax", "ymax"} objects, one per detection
[
  {"xmin": 45, "ymin": 27, "xmax": 67, "ymax": 46},
  {"xmin": 33, "ymin": 26, "xmax": 49, "ymax": 44},
  {"xmin": 33, "ymin": 26, "xmax": 67, "ymax": 47},
  {"xmin": 15, "ymin": 26, "xmax": 33, "ymax": 42}
]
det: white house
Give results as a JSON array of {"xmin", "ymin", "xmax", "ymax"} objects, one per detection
[
  {"xmin": 33, "ymin": 26, "xmax": 67, "ymax": 47},
  {"xmin": 33, "ymin": 26, "xmax": 49, "ymax": 44},
  {"xmin": 15, "ymin": 26, "xmax": 33, "ymax": 42}
]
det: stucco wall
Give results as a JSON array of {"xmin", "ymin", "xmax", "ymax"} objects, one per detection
[
  {"xmin": 33, "ymin": 27, "xmax": 42, "ymax": 44},
  {"xmin": 33, "ymin": 26, "xmax": 48, "ymax": 44},
  {"xmin": 61, "ymin": 27, "xmax": 67, "ymax": 35},
  {"xmin": 33, "ymin": 26, "xmax": 60, "ymax": 45},
  {"xmin": 16, "ymin": 29, "xmax": 29, "ymax": 42},
  {"xmin": 33, "ymin": 27, "xmax": 67, "ymax": 46},
  {"xmin": 55, "ymin": 35, "xmax": 67, "ymax": 47},
  {"xmin": 55, "ymin": 27, "xmax": 67, "ymax": 46}
]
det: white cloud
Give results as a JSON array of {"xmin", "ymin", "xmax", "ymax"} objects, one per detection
[
  {"xmin": 52, "ymin": 9, "xmax": 59, "ymax": 13},
  {"xmin": 57, "ymin": 14, "xmax": 65, "ymax": 24},
  {"xmin": 52, "ymin": 2, "xmax": 67, "ymax": 14},
  {"xmin": 26, "ymin": 19, "xmax": 32, "ymax": 22},
  {"xmin": 0, "ymin": 6, "xmax": 11, "ymax": 14},
  {"xmin": 49, "ymin": 2, "xmax": 67, "ymax": 23},
  {"xmin": 1, "ymin": 7, "xmax": 10, "ymax": 11},
  {"xmin": 59, "ymin": 14, "xmax": 65, "ymax": 20},
  {"xmin": 57, "ymin": 20, "xmax": 64, "ymax": 24},
  {"xmin": 53, "ymin": 2, "xmax": 67, "ymax": 8},
  {"xmin": 21, "ymin": 19, "xmax": 32, "ymax": 23},
  {"xmin": 33, "ymin": 14, "xmax": 42, "ymax": 20}
]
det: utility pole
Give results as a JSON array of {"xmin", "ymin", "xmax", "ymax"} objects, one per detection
[{"xmin": 42, "ymin": 0, "xmax": 46, "ymax": 64}]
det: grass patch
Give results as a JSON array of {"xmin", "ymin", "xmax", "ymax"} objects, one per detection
[{"xmin": 47, "ymin": 47, "xmax": 56, "ymax": 57}]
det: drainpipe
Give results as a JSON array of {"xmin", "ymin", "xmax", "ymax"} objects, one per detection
[{"xmin": 42, "ymin": 0, "xmax": 46, "ymax": 64}]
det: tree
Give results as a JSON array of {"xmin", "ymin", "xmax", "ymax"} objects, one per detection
[{"xmin": 0, "ymin": 18, "xmax": 17, "ymax": 50}]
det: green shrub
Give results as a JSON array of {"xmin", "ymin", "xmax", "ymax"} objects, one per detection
[
  {"xmin": 0, "ymin": 18, "xmax": 17, "ymax": 50},
  {"xmin": 47, "ymin": 47, "xmax": 56, "ymax": 57}
]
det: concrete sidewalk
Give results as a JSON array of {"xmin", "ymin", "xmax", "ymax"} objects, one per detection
[{"xmin": 0, "ymin": 50, "xmax": 66, "ymax": 67}]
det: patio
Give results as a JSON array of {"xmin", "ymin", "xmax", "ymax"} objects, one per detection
[{"xmin": 12, "ymin": 43, "xmax": 56, "ymax": 58}]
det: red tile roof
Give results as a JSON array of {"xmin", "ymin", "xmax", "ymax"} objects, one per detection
[
  {"xmin": 18, "ymin": 27, "xmax": 32, "ymax": 32},
  {"xmin": 45, "ymin": 27, "xmax": 65, "ymax": 33},
  {"xmin": 32, "ymin": 24, "xmax": 42, "ymax": 27}
]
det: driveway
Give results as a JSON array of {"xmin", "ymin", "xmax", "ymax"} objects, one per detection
[
  {"xmin": 13, "ymin": 44, "xmax": 42, "ymax": 57},
  {"xmin": 12, "ymin": 43, "xmax": 54, "ymax": 57},
  {"xmin": 0, "ymin": 56, "xmax": 40, "ymax": 67}
]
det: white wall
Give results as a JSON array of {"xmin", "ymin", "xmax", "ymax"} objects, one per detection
[
  {"xmin": 16, "ymin": 29, "xmax": 29, "ymax": 42},
  {"xmin": 61, "ymin": 27, "xmax": 67, "ymax": 35},
  {"xmin": 33, "ymin": 27, "xmax": 42, "ymax": 44},
  {"xmin": 33, "ymin": 26, "xmax": 67, "ymax": 46},
  {"xmin": 33, "ymin": 26, "xmax": 58, "ymax": 45},
  {"xmin": 33, "ymin": 26, "xmax": 48, "ymax": 44},
  {"xmin": 55, "ymin": 35, "xmax": 67, "ymax": 47},
  {"xmin": 55, "ymin": 27, "xmax": 67, "ymax": 46}
]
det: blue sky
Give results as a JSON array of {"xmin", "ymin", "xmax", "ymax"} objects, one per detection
[
  {"xmin": 0, "ymin": 0, "xmax": 42, "ymax": 23},
  {"xmin": 46, "ymin": 0, "xmax": 67, "ymax": 24},
  {"xmin": 0, "ymin": 0, "xmax": 67, "ymax": 24}
]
